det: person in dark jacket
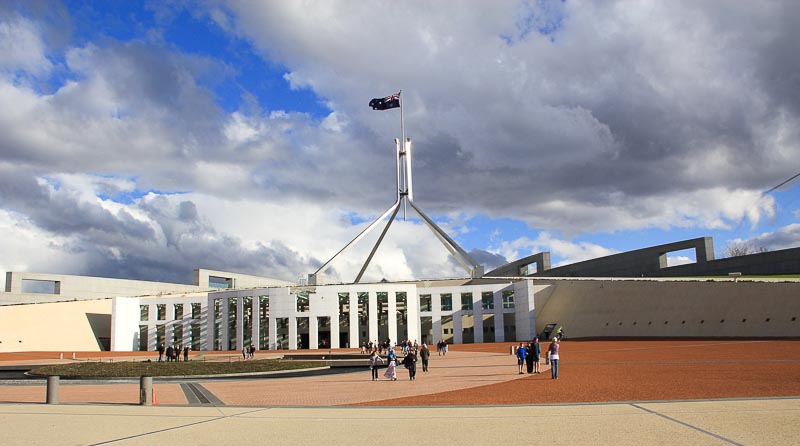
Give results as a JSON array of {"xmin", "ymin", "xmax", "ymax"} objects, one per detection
[
  {"xmin": 532, "ymin": 337, "xmax": 542, "ymax": 374},
  {"xmin": 402, "ymin": 350, "xmax": 417, "ymax": 380},
  {"xmin": 157, "ymin": 343, "xmax": 165, "ymax": 362},
  {"xmin": 419, "ymin": 343, "xmax": 431, "ymax": 372},
  {"xmin": 165, "ymin": 345, "xmax": 174, "ymax": 363},
  {"xmin": 525, "ymin": 341, "xmax": 535, "ymax": 374}
]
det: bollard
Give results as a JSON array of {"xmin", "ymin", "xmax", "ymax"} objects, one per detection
[
  {"xmin": 46, "ymin": 376, "xmax": 59, "ymax": 404},
  {"xmin": 59, "ymin": 353, "xmax": 63, "ymax": 360},
  {"xmin": 71, "ymin": 352, "xmax": 76, "ymax": 359},
  {"xmin": 139, "ymin": 376, "xmax": 153, "ymax": 406}
]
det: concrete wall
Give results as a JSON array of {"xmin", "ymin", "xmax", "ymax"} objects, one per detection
[
  {"xmin": 535, "ymin": 237, "xmax": 716, "ymax": 278},
  {"xmin": 2, "ymin": 269, "xmax": 294, "ymax": 306},
  {"xmin": 491, "ymin": 238, "xmax": 800, "ymax": 279},
  {"xmin": 0, "ymin": 299, "xmax": 112, "ymax": 352},
  {"xmin": 533, "ymin": 278, "xmax": 800, "ymax": 338},
  {"xmin": 4, "ymin": 272, "xmax": 204, "ymax": 301},
  {"xmin": 194, "ymin": 269, "xmax": 294, "ymax": 288}
]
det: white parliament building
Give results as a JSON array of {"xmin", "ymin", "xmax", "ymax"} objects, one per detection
[{"xmin": 111, "ymin": 277, "xmax": 533, "ymax": 353}]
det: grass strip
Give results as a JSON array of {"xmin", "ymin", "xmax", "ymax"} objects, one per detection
[{"xmin": 29, "ymin": 358, "xmax": 327, "ymax": 378}]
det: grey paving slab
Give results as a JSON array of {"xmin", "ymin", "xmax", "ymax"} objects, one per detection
[{"xmin": 1, "ymin": 399, "xmax": 798, "ymax": 445}]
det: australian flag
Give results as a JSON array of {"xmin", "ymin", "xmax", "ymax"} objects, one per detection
[{"xmin": 369, "ymin": 93, "xmax": 400, "ymax": 110}]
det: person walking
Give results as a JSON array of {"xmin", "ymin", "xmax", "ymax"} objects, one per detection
[
  {"xmin": 183, "ymin": 345, "xmax": 189, "ymax": 362},
  {"xmin": 165, "ymin": 344, "xmax": 173, "ymax": 363},
  {"xmin": 516, "ymin": 342, "xmax": 527, "ymax": 374},
  {"xmin": 157, "ymin": 343, "xmax": 165, "ymax": 362},
  {"xmin": 402, "ymin": 350, "xmax": 417, "ymax": 380},
  {"xmin": 368, "ymin": 349, "xmax": 384, "ymax": 381},
  {"xmin": 419, "ymin": 343, "xmax": 430, "ymax": 372},
  {"xmin": 384, "ymin": 357, "xmax": 398, "ymax": 381},
  {"xmin": 549, "ymin": 338, "xmax": 560, "ymax": 379},
  {"xmin": 532, "ymin": 337, "xmax": 542, "ymax": 374}
]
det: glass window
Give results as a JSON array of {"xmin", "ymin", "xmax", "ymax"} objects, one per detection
[
  {"xmin": 502, "ymin": 290, "xmax": 515, "ymax": 309},
  {"xmin": 297, "ymin": 291, "xmax": 310, "ymax": 312},
  {"xmin": 174, "ymin": 304, "xmax": 183, "ymax": 320},
  {"xmin": 138, "ymin": 325, "xmax": 148, "ymax": 351},
  {"xmin": 440, "ymin": 293, "xmax": 452, "ymax": 311},
  {"xmin": 140, "ymin": 305, "xmax": 149, "ymax": 321},
  {"xmin": 420, "ymin": 294, "xmax": 432, "ymax": 312},
  {"xmin": 481, "ymin": 292, "xmax": 494, "ymax": 310},
  {"xmin": 259, "ymin": 296, "xmax": 270, "ymax": 350},
  {"xmin": 157, "ymin": 304, "xmax": 166, "ymax": 321},
  {"xmin": 228, "ymin": 297, "xmax": 237, "ymax": 350},
  {"xmin": 192, "ymin": 302, "xmax": 202, "ymax": 319},
  {"xmin": 156, "ymin": 325, "xmax": 165, "ymax": 346},
  {"xmin": 461, "ymin": 293, "xmax": 473, "ymax": 310}
]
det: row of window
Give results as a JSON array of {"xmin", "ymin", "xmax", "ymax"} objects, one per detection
[
  {"xmin": 420, "ymin": 291, "xmax": 515, "ymax": 312},
  {"xmin": 140, "ymin": 303, "xmax": 203, "ymax": 321},
  {"xmin": 147, "ymin": 290, "xmax": 517, "ymax": 322}
]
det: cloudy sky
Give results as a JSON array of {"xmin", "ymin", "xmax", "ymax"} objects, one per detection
[{"xmin": 1, "ymin": 1, "xmax": 799, "ymax": 288}]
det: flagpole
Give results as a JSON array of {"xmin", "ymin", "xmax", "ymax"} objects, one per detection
[{"xmin": 400, "ymin": 90, "xmax": 407, "ymax": 220}]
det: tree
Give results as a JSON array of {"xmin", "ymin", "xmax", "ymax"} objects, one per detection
[{"xmin": 724, "ymin": 241, "xmax": 768, "ymax": 258}]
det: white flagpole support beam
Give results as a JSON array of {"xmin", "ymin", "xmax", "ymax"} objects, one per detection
[
  {"xmin": 354, "ymin": 201, "xmax": 402, "ymax": 283},
  {"xmin": 309, "ymin": 198, "xmax": 400, "ymax": 285},
  {"xmin": 407, "ymin": 199, "xmax": 484, "ymax": 278}
]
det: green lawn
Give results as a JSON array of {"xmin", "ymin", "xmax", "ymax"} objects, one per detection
[{"xmin": 29, "ymin": 358, "xmax": 327, "ymax": 378}]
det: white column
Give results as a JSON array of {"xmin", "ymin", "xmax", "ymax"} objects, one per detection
[
  {"xmin": 349, "ymin": 292, "xmax": 359, "ymax": 349},
  {"xmin": 388, "ymin": 291, "xmax": 398, "ymax": 345},
  {"xmin": 432, "ymin": 292, "xmax": 442, "ymax": 344},
  {"xmin": 309, "ymin": 317, "xmax": 319, "ymax": 350},
  {"xmin": 268, "ymin": 316, "xmax": 277, "ymax": 350},
  {"xmin": 205, "ymin": 299, "xmax": 214, "ymax": 351},
  {"xmin": 368, "ymin": 291, "xmax": 378, "ymax": 345},
  {"xmin": 221, "ymin": 298, "xmax": 230, "ymax": 350},
  {"xmin": 235, "ymin": 297, "xmax": 244, "ymax": 351},
  {"xmin": 493, "ymin": 290, "xmax": 503, "ymax": 343},
  {"xmin": 252, "ymin": 297, "xmax": 261, "ymax": 350},
  {"xmin": 331, "ymin": 314, "xmax": 341, "ymax": 349},
  {"xmin": 406, "ymin": 288, "xmax": 420, "ymax": 345},
  {"xmin": 472, "ymin": 291, "xmax": 483, "ymax": 343},
  {"xmin": 453, "ymin": 307, "xmax": 463, "ymax": 344},
  {"xmin": 289, "ymin": 316, "xmax": 298, "ymax": 350},
  {"xmin": 147, "ymin": 305, "xmax": 156, "ymax": 351}
]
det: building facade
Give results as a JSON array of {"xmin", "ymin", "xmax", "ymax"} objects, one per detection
[{"xmin": 112, "ymin": 279, "xmax": 535, "ymax": 352}]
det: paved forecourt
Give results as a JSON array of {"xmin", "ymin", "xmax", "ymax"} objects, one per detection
[{"xmin": 1, "ymin": 398, "xmax": 799, "ymax": 445}]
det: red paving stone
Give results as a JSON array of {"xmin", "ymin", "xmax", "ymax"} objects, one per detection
[{"xmin": 2, "ymin": 340, "xmax": 799, "ymax": 407}]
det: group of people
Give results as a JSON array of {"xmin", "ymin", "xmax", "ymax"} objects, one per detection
[
  {"xmin": 242, "ymin": 345, "xmax": 256, "ymax": 360},
  {"xmin": 435, "ymin": 339, "xmax": 448, "ymax": 355},
  {"xmin": 368, "ymin": 343, "xmax": 431, "ymax": 381},
  {"xmin": 157, "ymin": 343, "xmax": 189, "ymax": 362},
  {"xmin": 362, "ymin": 339, "xmax": 421, "ymax": 355},
  {"xmin": 515, "ymin": 337, "xmax": 560, "ymax": 379}
]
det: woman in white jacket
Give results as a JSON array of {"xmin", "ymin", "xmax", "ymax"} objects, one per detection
[{"xmin": 368, "ymin": 350, "xmax": 384, "ymax": 381}]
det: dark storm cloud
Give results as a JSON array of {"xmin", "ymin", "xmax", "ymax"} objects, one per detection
[{"xmin": 219, "ymin": 1, "xmax": 800, "ymax": 234}]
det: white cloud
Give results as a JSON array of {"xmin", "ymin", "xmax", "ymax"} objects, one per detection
[
  {"xmin": 727, "ymin": 224, "xmax": 800, "ymax": 253},
  {"xmin": 493, "ymin": 231, "xmax": 618, "ymax": 266},
  {"xmin": 0, "ymin": 15, "xmax": 52, "ymax": 76}
]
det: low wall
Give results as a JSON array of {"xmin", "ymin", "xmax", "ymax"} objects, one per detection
[{"xmin": 534, "ymin": 279, "xmax": 800, "ymax": 338}]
